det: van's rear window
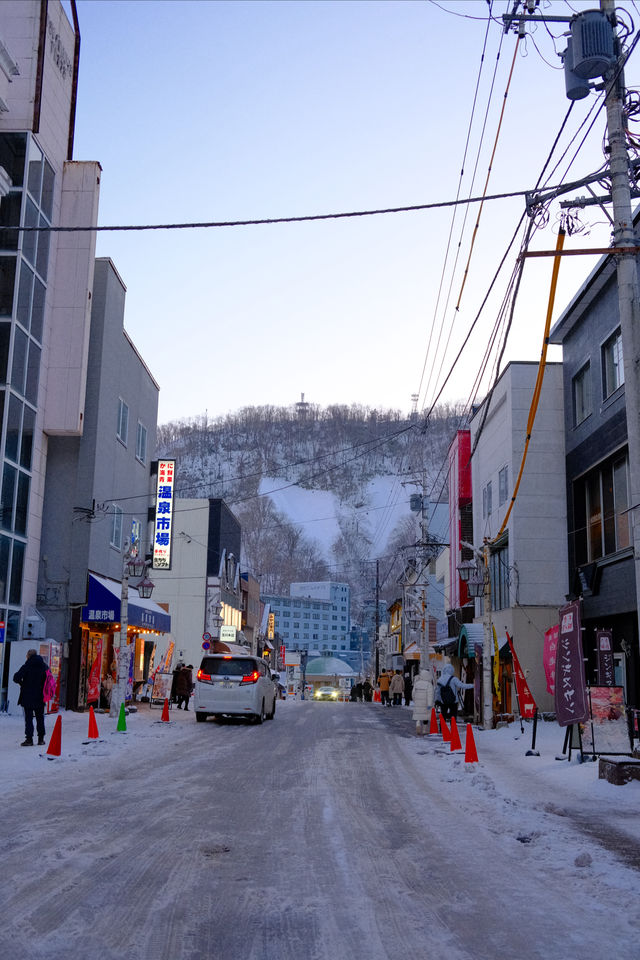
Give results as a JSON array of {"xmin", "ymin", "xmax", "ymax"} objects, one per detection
[{"xmin": 200, "ymin": 658, "xmax": 257, "ymax": 676}]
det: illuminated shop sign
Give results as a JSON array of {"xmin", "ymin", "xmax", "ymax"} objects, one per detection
[{"xmin": 152, "ymin": 459, "xmax": 175, "ymax": 570}]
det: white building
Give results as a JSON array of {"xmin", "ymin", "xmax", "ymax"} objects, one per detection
[
  {"xmin": 0, "ymin": 2, "xmax": 99, "ymax": 707},
  {"xmin": 469, "ymin": 361, "xmax": 568, "ymax": 711}
]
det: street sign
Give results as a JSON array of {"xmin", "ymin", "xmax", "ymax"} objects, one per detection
[
  {"xmin": 202, "ymin": 641, "xmax": 211, "ymax": 650},
  {"xmin": 202, "ymin": 632, "xmax": 211, "ymax": 641}
]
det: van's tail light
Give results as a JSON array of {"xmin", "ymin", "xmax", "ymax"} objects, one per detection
[
  {"xmin": 240, "ymin": 670, "xmax": 259, "ymax": 684},
  {"xmin": 197, "ymin": 669, "xmax": 212, "ymax": 683}
]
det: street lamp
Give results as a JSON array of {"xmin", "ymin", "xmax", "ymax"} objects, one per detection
[
  {"xmin": 458, "ymin": 542, "xmax": 493, "ymax": 731},
  {"xmin": 110, "ymin": 542, "xmax": 155, "ymax": 719}
]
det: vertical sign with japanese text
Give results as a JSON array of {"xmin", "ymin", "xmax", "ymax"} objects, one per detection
[
  {"xmin": 596, "ymin": 629, "xmax": 615, "ymax": 686},
  {"xmin": 152, "ymin": 459, "xmax": 175, "ymax": 570},
  {"xmin": 555, "ymin": 601, "xmax": 589, "ymax": 727}
]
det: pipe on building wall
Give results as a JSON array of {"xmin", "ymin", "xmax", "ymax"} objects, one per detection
[
  {"xmin": 33, "ymin": 0, "xmax": 48, "ymax": 133},
  {"xmin": 67, "ymin": 0, "xmax": 80, "ymax": 160}
]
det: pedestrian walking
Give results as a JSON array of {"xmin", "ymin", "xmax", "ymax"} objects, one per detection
[
  {"xmin": 404, "ymin": 671, "xmax": 413, "ymax": 706},
  {"xmin": 13, "ymin": 648, "xmax": 47, "ymax": 746},
  {"xmin": 170, "ymin": 662, "xmax": 183, "ymax": 704},
  {"xmin": 412, "ymin": 667, "xmax": 436, "ymax": 735},
  {"xmin": 362, "ymin": 678, "xmax": 373, "ymax": 702},
  {"xmin": 377, "ymin": 669, "xmax": 391, "ymax": 706},
  {"xmin": 176, "ymin": 664, "xmax": 193, "ymax": 710},
  {"xmin": 435, "ymin": 663, "xmax": 474, "ymax": 721},
  {"xmin": 389, "ymin": 669, "xmax": 404, "ymax": 706}
]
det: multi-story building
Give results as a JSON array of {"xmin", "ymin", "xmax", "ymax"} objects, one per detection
[
  {"xmin": 550, "ymin": 250, "xmax": 639, "ymax": 706},
  {"xmin": 151, "ymin": 497, "xmax": 244, "ymax": 670},
  {"xmin": 469, "ymin": 361, "xmax": 568, "ymax": 712},
  {"xmin": 36, "ymin": 258, "xmax": 167, "ymax": 711},
  {"xmin": 264, "ymin": 581, "xmax": 351, "ymax": 658},
  {"xmin": 0, "ymin": 2, "xmax": 100, "ymax": 707}
]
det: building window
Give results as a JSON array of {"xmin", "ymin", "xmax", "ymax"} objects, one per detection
[
  {"xmin": 110, "ymin": 504, "xmax": 123, "ymax": 549},
  {"xmin": 482, "ymin": 481, "xmax": 492, "ymax": 519},
  {"xmin": 498, "ymin": 465, "xmax": 509, "ymax": 507},
  {"xmin": 117, "ymin": 398, "xmax": 129, "ymax": 445},
  {"xmin": 136, "ymin": 421, "xmax": 147, "ymax": 464},
  {"xmin": 573, "ymin": 363, "xmax": 591, "ymax": 425},
  {"xmin": 602, "ymin": 329, "xmax": 624, "ymax": 399},
  {"xmin": 489, "ymin": 544, "xmax": 510, "ymax": 611},
  {"xmin": 573, "ymin": 452, "xmax": 631, "ymax": 565}
]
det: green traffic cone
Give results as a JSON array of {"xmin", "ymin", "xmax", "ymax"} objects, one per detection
[{"xmin": 117, "ymin": 702, "xmax": 127, "ymax": 733}]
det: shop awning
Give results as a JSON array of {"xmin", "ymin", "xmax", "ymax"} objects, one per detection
[
  {"xmin": 82, "ymin": 573, "xmax": 171, "ymax": 633},
  {"xmin": 458, "ymin": 624, "xmax": 510, "ymax": 658},
  {"xmin": 433, "ymin": 637, "xmax": 457, "ymax": 653},
  {"xmin": 403, "ymin": 642, "xmax": 421, "ymax": 660},
  {"xmin": 263, "ymin": 639, "xmax": 274, "ymax": 650}
]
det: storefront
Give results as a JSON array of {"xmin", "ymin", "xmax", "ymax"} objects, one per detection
[{"xmin": 79, "ymin": 573, "xmax": 171, "ymax": 710}]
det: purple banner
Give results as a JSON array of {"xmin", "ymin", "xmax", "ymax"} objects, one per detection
[
  {"xmin": 596, "ymin": 629, "xmax": 615, "ymax": 687},
  {"xmin": 554, "ymin": 601, "xmax": 589, "ymax": 727}
]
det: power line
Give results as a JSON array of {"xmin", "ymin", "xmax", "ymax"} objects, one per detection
[{"xmin": 9, "ymin": 179, "xmax": 604, "ymax": 234}]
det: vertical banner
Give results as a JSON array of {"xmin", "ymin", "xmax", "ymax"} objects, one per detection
[
  {"xmin": 596, "ymin": 629, "xmax": 615, "ymax": 686},
  {"xmin": 506, "ymin": 631, "xmax": 537, "ymax": 718},
  {"xmin": 492, "ymin": 625, "xmax": 500, "ymax": 697},
  {"xmin": 543, "ymin": 624, "xmax": 559, "ymax": 695},
  {"xmin": 87, "ymin": 637, "xmax": 103, "ymax": 704},
  {"xmin": 555, "ymin": 601, "xmax": 589, "ymax": 727},
  {"xmin": 152, "ymin": 459, "xmax": 175, "ymax": 569}
]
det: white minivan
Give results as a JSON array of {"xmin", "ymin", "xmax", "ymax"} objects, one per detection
[{"xmin": 194, "ymin": 654, "xmax": 277, "ymax": 723}]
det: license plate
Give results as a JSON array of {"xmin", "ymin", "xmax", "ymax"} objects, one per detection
[{"xmin": 221, "ymin": 681, "xmax": 233, "ymax": 688}]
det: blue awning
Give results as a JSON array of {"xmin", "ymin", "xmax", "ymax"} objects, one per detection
[{"xmin": 81, "ymin": 573, "xmax": 171, "ymax": 633}]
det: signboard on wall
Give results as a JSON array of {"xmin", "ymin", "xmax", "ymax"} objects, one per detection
[{"xmin": 152, "ymin": 459, "xmax": 175, "ymax": 570}]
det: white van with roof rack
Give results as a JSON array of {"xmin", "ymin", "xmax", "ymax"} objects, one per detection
[{"xmin": 194, "ymin": 653, "xmax": 277, "ymax": 723}]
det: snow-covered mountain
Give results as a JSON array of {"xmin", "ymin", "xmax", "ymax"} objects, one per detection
[{"xmin": 157, "ymin": 402, "xmax": 462, "ymax": 607}]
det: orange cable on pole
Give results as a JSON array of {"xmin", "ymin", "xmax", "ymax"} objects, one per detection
[
  {"xmin": 494, "ymin": 227, "xmax": 566, "ymax": 541},
  {"xmin": 455, "ymin": 35, "xmax": 521, "ymax": 313}
]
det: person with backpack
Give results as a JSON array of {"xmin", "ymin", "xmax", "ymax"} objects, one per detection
[
  {"xmin": 435, "ymin": 663, "xmax": 474, "ymax": 721},
  {"xmin": 13, "ymin": 648, "xmax": 48, "ymax": 746}
]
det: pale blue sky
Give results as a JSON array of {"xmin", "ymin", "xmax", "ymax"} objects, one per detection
[{"xmin": 65, "ymin": 1, "xmax": 625, "ymax": 424}]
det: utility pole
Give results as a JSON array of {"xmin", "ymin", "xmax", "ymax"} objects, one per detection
[
  {"xmin": 375, "ymin": 558, "xmax": 380, "ymax": 679},
  {"xmin": 601, "ymin": 0, "xmax": 640, "ymax": 637}
]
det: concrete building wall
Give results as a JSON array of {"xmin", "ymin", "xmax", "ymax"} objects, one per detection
[{"xmin": 150, "ymin": 498, "xmax": 209, "ymax": 668}]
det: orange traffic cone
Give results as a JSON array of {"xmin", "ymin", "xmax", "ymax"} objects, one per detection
[
  {"xmin": 450, "ymin": 716, "xmax": 462, "ymax": 751},
  {"xmin": 440, "ymin": 714, "xmax": 451, "ymax": 742},
  {"xmin": 87, "ymin": 706, "xmax": 99, "ymax": 739},
  {"xmin": 161, "ymin": 698, "xmax": 170, "ymax": 722},
  {"xmin": 429, "ymin": 708, "xmax": 439, "ymax": 735},
  {"xmin": 465, "ymin": 723, "xmax": 479, "ymax": 763},
  {"xmin": 46, "ymin": 715, "xmax": 62, "ymax": 757}
]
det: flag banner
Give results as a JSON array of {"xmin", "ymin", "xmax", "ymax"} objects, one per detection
[
  {"xmin": 87, "ymin": 637, "xmax": 103, "ymax": 704},
  {"xmin": 492, "ymin": 625, "xmax": 500, "ymax": 697},
  {"xmin": 506, "ymin": 631, "xmax": 536, "ymax": 718},
  {"xmin": 555, "ymin": 601, "xmax": 589, "ymax": 727},
  {"xmin": 543, "ymin": 625, "xmax": 559, "ymax": 695},
  {"xmin": 157, "ymin": 640, "xmax": 174, "ymax": 674},
  {"xmin": 596, "ymin": 629, "xmax": 615, "ymax": 686}
]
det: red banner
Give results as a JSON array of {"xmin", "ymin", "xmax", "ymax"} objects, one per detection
[
  {"xmin": 543, "ymin": 625, "xmax": 559, "ymax": 695},
  {"xmin": 506, "ymin": 631, "xmax": 537, "ymax": 718},
  {"xmin": 87, "ymin": 637, "xmax": 103, "ymax": 704}
]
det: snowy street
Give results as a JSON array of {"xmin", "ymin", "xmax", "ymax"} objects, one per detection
[{"xmin": 1, "ymin": 699, "xmax": 639, "ymax": 960}]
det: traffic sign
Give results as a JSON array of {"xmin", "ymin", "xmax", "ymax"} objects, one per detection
[
  {"xmin": 202, "ymin": 641, "xmax": 211, "ymax": 650},
  {"xmin": 0, "ymin": 621, "xmax": 4, "ymax": 643},
  {"xmin": 202, "ymin": 632, "xmax": 211, "ymax": 641}
]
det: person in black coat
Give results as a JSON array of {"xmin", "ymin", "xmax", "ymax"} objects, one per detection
[
  {"xmin": 176, "ymin": 664, "xmax": 193, "ymax": 710},
  {"xmin": 13, "ymin": 648, "xmax": 47, "ymax": 746}
]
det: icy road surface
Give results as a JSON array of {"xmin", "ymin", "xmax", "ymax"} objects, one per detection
[{"xmin": 0, "ymin": 698, "xmax": 639, "ymax": 960}]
